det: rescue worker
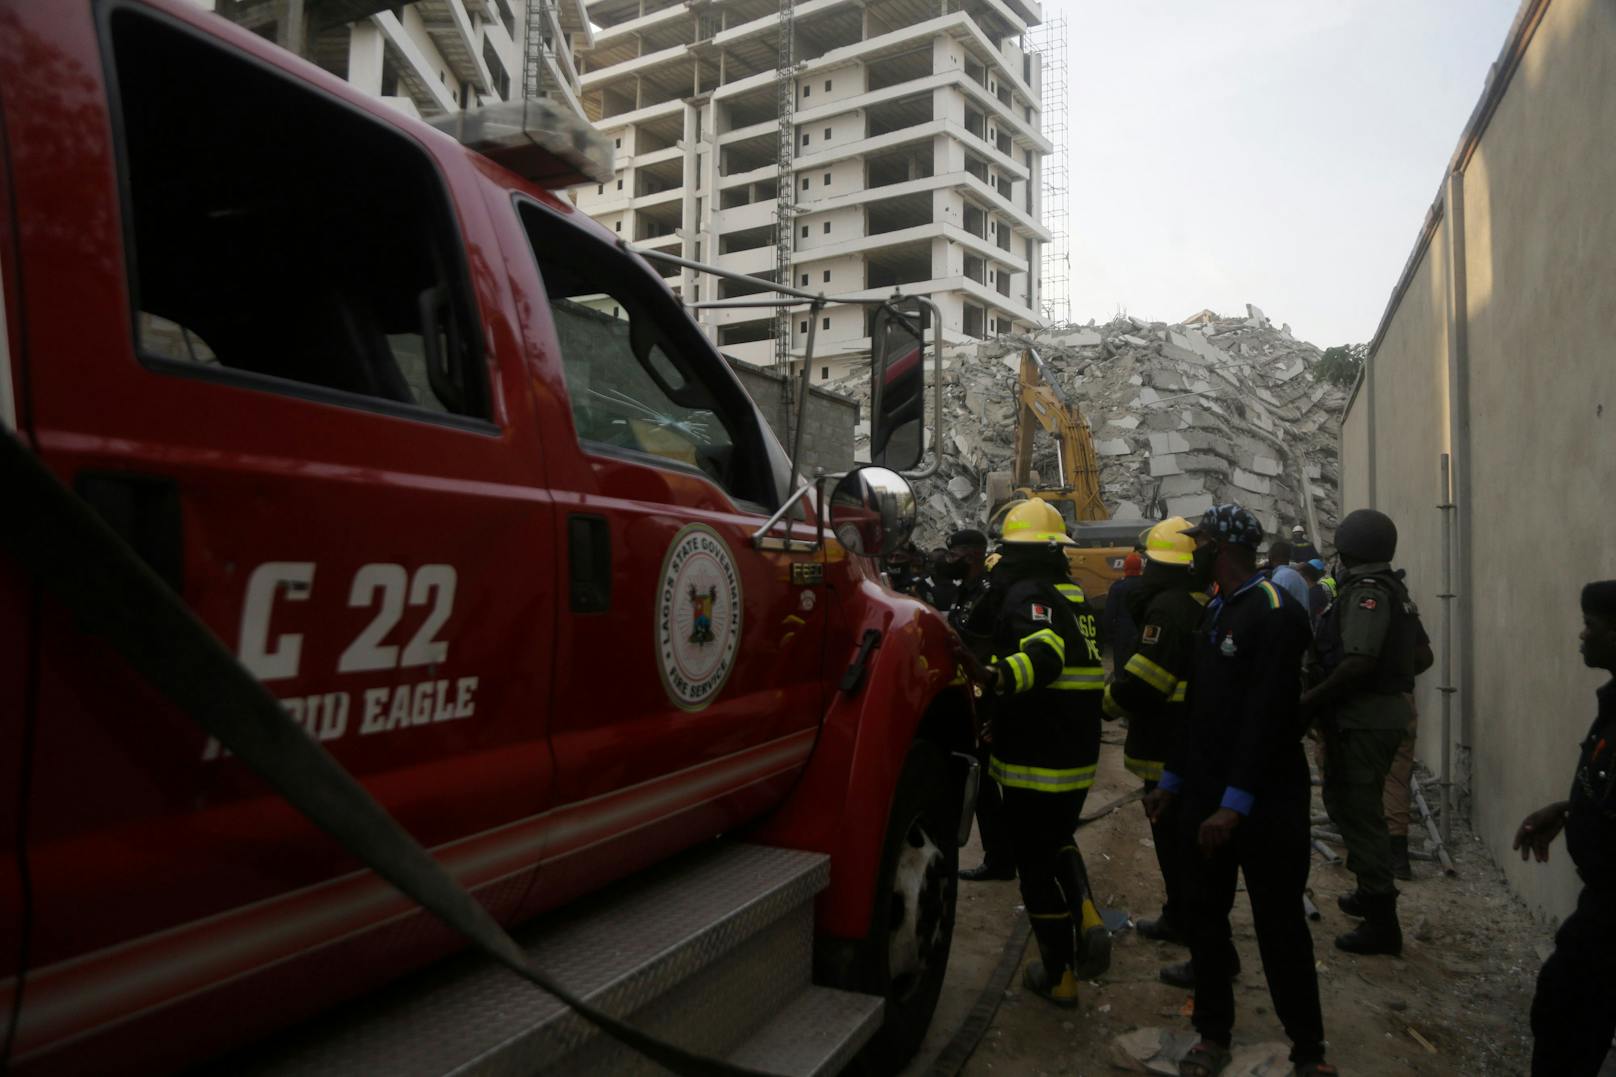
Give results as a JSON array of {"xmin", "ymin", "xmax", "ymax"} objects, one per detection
[
  {"xmin": 1144, "ymin": 504, "xmax": 1331, "ymax": 1077},
  {"xmin": 959, "ymin": 498, "xmax": 1107, "ymax": 1006},
  {"xmin": 949, "ymin": 529, "xmax": 1017, "ymax": 882},
  {"xmin": 1297, "ymin": 558, "xmax": 1331, "ymax": 629},
  {"xmin": 1514, "ymin": 581, "xmax": 1616, "ymax": 1076},
  {"xmin": 1103, "ymin": 552, "xmax": 1146, "ymax": 668},
  {"xmin": 1301, "ymin": 508, "xmax": 1431, "ymax": 957},
  {"xmin": 1101, "ymin": 518, "xmax": 1207, "ymax": 968},
  {"xmin": 917, "ymin": 546, "xmax": 959, "ymax": 611},
  {"xmin": 1291, "ymin": 523, "xmax": 1321, "ymax": 564}
]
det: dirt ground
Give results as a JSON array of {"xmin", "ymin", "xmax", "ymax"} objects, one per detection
[{"xmin": 905, "ymin": 727, "xmax": 1558, "ymax": 1077}]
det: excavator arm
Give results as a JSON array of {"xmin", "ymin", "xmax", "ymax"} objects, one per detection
[{"xmin": 1009, "ymin": 350, "xmax": 1107, "ymax": 522}]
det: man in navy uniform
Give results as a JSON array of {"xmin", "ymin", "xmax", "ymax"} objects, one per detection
[{"xmin": 1514, "ymin": 581, "xmax": 1616, "ymax": 1076}]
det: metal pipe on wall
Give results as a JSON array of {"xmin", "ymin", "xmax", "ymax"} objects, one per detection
[{"xmin": 1439, "ymin": 453, "xmax": 1456, "ymax": 844}]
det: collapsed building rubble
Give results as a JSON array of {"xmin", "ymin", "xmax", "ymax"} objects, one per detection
[{"xmin": 830, "ymin": 304, "xmax": 1349, "ymax": 552}]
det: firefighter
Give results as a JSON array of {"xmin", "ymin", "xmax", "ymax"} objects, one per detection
[
  {"xmin": 949, "ymin": 529, "xmax": 1017, "ymax": 882},
  {"xmin": 1101, "ymin": 517, "xmax": 1208, "ymax": 979},
  {"xmin": 1302, "ymin": 508, "xmax": 1432, "ymax": 957},
  {"xmin": 1144, "ymin": 504, "xmax": 1330, "ymax": 1077},
  {"xmin": 1102, "ymin": 552, "xmax": 1146, "ymax": 668},
  {"xmin": 1515, "ymin": 581, "xmax": 1616, "ymax": 1077},
  {"xmin": 959, "ymin": 498, "xmax": 1107, "ymax": 1007}
]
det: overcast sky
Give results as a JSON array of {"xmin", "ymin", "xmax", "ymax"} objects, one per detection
[{"xmin": 1043, "ymin": 0, "xmax": 1521, "ymax": 346}]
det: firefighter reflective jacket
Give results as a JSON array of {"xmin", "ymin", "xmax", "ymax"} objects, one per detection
[
  {"xmin": 987, "ymin": 577, "xmax": 1104, "ymax": 793},
  {"xmin": 1103, "ymin": 585, "xmax": 1209, "ymax": 782}
]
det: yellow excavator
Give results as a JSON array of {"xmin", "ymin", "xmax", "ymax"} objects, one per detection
[{"xmin": 985, "ymin": 349, "xmax": 1151, "ymax": 611}]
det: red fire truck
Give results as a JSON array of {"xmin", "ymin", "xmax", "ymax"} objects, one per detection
[{"xmin": 0, "ymin": 2, "xmax": 975, "ymax": 1071}]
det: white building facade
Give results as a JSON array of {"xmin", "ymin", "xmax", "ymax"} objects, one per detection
[
  {"xmin": 573, "ymin": 0, "xmax": 1052, "ymax": 378},
  {"xmin": 202, "ymin": 0, "xmax": 593, "ymax": 124}
]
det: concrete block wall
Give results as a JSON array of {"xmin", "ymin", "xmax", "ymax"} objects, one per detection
[
  {"xmin": 1340, "ymin": 0, "xmax": 1616, "ymax": 922},
  {"xmin": 727, "ymin": 359, "xmax": 858, "ymax": 475}
]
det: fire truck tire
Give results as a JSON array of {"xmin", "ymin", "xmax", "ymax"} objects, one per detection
[{"xmin": 838, "ymin": 738, "xmax": 960, "ymax": 1072}]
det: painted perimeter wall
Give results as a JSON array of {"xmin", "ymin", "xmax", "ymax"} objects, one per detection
[{"xmin": 1340, "ymin": 0, "xmax": 1616, "ymax": 920}]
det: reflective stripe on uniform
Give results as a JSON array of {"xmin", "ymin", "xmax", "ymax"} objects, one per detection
[
  {"xmin": 1257, "ymin": 580, "xmax": 1282, "ymax": 609},
  {"xmin": 1055, "ymin": 582, "xmax": 1087, "ymax": 604},
  {"xmin": 1123, "ymin": 652, "xmax": 1177, "ymax": 695},
  {"xmin": 1019, "ymin": 627, "xmax": 1065, "ymax": 662},
  {"xmin": 1124, "ymin": 754, "xmax": 1164, "ymax": 781},
  {"xmin": 1102, "ymin": 686, "xmax": 1130, "ymax": 719},
  {"xmin": 989, "ymin": 756, "xmax": 1098, "ymax": 792},
  {"xmin": 1004, "ymin": 652, "xmax": 1034, "ymax": 693},
  {"xmin": 1169, "ymin": 681, "xmax": 1188, "ymax": 703},
  {"xmin": 1052, "ymin": 666, "xmax": 1105, "ymax": 690}
]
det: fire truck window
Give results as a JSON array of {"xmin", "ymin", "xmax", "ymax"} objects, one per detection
[
  {"xmin": 109, "ymin": 9, "xmax": 488, "ymax": 424},
  {"xmin": 519, "ymin": 203, "xmax": 771, "ymax": 507}
]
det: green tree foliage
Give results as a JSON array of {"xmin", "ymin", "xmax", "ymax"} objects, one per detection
[{"xmin": 1315, "ymin": 343, "xmax": 1366, "ymax": 387}]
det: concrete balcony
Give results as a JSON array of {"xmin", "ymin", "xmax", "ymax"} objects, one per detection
[
  {"xmin": 716, "ymin": 200, "xmax": 779, "ymax": 234},
  {"xmin": 415, "ymin": 0, "xmax": 490, "ymax": 92},
  {"xmin": 631, "ymin": 186, "xmax": 683, "ymax": 212},
  {"xmin": 719, "ymin": 246, "xmax": 778, "ymax": 276}
]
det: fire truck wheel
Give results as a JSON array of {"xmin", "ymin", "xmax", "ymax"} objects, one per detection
[{"xmin": 846, "ymin": 739, "xmax": 960, "ymax": 1072}]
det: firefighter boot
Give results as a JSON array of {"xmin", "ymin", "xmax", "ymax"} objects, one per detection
[
  {"xmin": 1335, "ymin": 892, "xmax": 1403, "ymax": 956},
  {"xmin": 1336, "ymin": 889, "xmax": 1366, "ymax": 918},
  {"xmin": 1390, "ymin": 836, "xmax": 1413, "ymax": 881},
  {"xmin": 1023, "ymin": 916, "xmax": 1080, "ymax": 1008},
  {"xmin": 1054, "ymin": 845, "xmax": 1112, "ymax": 979}
]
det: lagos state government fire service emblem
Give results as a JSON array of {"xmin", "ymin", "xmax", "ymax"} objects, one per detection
[{"xmin": 657, "ymin": 524, "xmax": 743, "ymax": 711}]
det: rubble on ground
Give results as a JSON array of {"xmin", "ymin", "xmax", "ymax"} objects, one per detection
[{"xmin": 832, "ymin": 304, "xmax": 1348, "ymax": 551}]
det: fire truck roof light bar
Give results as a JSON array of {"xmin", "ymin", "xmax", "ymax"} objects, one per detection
[
  {"xmin": 433, "ymin": 98, "xmax": 614, "ymax": 188},
  {"xmin": 624, "ymin": 244, "xmax": 945, "ymax": 481}
]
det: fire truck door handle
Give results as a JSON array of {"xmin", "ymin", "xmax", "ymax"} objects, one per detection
[
  {"xmin": 568, "ymin": 514, "xmax": 611, "ymax": 613},
  {"xmin": 839, "ymin": 628, "xmax": 882, "ymax": 694},
  {"xmin": 74, "ymin": 471, "xmax": 184, "ymax": 592}
]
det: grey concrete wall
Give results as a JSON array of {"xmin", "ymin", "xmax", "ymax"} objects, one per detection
[
  {"xmin": 728, "ymin": 358, "xmax": 858, "ymax": 476},
  {"xmin": 1339, "ymin": 0, "xmax": 1616, "ymax": 920}
]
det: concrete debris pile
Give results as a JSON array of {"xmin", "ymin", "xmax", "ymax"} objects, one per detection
[{"xmin": 831, "ymin": 304, "xmax": 1349, "ymax": 551}]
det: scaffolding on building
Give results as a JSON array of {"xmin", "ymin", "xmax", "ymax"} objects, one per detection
[
  {"xmin": 773, "ymin": 0, "xmax": 799, "ymax": 369},
  {"xmin": 1027, "ymin": 17, "xmax": 1069, "ymax": 326}
]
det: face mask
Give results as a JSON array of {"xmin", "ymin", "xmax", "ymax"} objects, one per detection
[{"xmin": 1190, "ymin": 544, "xmax": 1218, "ymax": 586}]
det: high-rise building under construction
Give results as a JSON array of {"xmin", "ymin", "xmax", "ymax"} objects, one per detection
[{"xmin": 572, "ymin": 0, "xmax": 1055, "ymax": 379}]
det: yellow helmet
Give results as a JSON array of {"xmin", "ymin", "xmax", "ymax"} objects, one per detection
[
  {"xmin": 1143, "ymin": 516, "xmax": 1196, "ymax": 565},
  {"xmin": 1000, "ymin": 497, "xmax": 1075, "ymax": 546}
]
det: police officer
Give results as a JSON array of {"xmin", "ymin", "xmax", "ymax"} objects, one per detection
[
  {"xmin": 1101, "ymin": 518, "xmax": 1207, "ymax": 976},
  {"xmin": 1514, "ymin": 581, "xmax": 1616, "ymax": 1076},
  {"xmin": 1301, "ymin": 508, "xmax": 1431, "ymax": 956},
  {"xmin": 950, "ymin": 529, "xmax": 1017, "ymax": 882},
  {"xmin": 960, "ymin": 498, "xmax": 1107, "ymax": 1007},
  {"xmin": 1144, "ymin": 505, "xmax": 1331, "ymax": 1077}
]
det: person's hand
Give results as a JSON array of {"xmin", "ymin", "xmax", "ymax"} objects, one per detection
[
  {"xmin": 1198, "ymin": 807, "xmax": 1242, "ymax": 856},
  {"xmin": 1513, "ymin": 802, "xmax": 1570, "ymax": 863},
  {"xmin": 1143, "ymin": 786, "xmax": 1176, "ymax": 825}
]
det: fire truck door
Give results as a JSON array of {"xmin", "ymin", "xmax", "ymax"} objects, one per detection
[{"xmin": 513, "ymin": 203, "xmax": 826, "ymax": 872}]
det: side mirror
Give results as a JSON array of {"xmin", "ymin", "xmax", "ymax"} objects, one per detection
[
  {"xmin": 827, "ymin": 466, "xmax": 917, "ymax": 558},
  {"xmin": 869, "ymin": 299, "xmax": 925, "ymax": 471}
]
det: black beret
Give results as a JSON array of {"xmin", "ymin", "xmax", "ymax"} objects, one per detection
[
  {"xmin": 949, "ymin": 529, "xmax": 989, "ymax": 550},
  {"xmin": 1582, "ymin": 581, "xmax": 1616, "ymax": 620}
]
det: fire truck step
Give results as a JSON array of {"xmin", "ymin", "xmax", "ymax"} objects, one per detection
[
  {"xmin": 236, "ymin": 841, "xmax": 871, "ymax": 1075},
  {"xmin": 725, "ymin": 984, "xmax": 886, "ymax": 1076}
]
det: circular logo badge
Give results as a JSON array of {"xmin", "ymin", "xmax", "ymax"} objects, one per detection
[{"xmin": 657, "ymin": 524, "xmax": 743, "ymax": 711}]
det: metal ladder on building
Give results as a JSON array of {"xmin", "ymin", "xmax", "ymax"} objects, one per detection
[{"xmin": 772, "ymin": 0, "xmax": 798, "ymax": 372}]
